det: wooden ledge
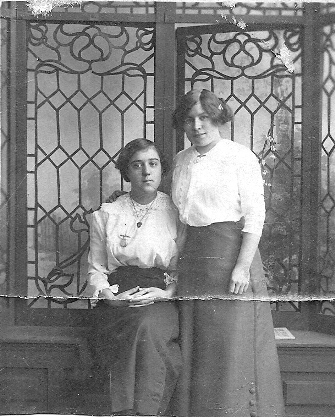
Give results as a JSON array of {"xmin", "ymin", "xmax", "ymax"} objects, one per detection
[
  {"xmin": 276, "ymin": 330, "xmax": 335, "ymax": 348},
  {"xmin": 0, "ymin": 326, "xmax": 92, "ymax": 367}
]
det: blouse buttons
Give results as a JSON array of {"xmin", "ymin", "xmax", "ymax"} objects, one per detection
[
  {"xmin": 249, "ymin": 387, "xmax": 256, "ymax": 395},
  {"xmin": 194, "ymin": 154, "xmax": 206, "ymax": 164},
  {"xmin": 249, "ymin": 384, "xmax": 257, "ymax": 417}
]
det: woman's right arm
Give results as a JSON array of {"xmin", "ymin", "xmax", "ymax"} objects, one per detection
[
  {"xmin": 87, "ymin": 210, "xmax": 114, "ymax": 299},
  {"xmin": 229, "ymin": 150, "xmax": 265, "ymax": 294}
]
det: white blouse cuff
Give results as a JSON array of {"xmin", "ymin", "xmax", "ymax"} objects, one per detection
[
  {"xmin": 90, "ymin": 284, "xmax": 120, "ymax": 308},
  {"xmin": 242, "ymin": 224, "xmax": 263, "ymax": 236},
  {"xmin": 92, "ymin": 284, "xmax": 119, "ymax": 299},
  {"xmin": 243, "ymin": 214, "xmax": 265, "ymax": 236}
]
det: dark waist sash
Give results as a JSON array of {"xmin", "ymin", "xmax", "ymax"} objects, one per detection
[{"xmin": 108, "ymin": 266, "xmax": 166, "ymax": 294}]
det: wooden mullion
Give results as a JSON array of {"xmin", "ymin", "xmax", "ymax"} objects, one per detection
[
  {"xmin": 311, "ymin": 5, "xmax": 335, "ymax": 333},
  {"xmin": 22, "ymin": 12, "xmax": 157, "ymax": 23},
  {"xmin": 8, "ymin": 2, "xmax": 28, "ymax": 321},
  {"xmin": 1, "ymin": 4, "xmax": 13, "ymax": 324},
  {"xmin": 15, "ymin": 4, "xmax": 157, "ymax": 23},
  {"xmin": 300, "ymin": 3, "xmax": 321, "ymax": 297},
  {"xmin": 173, "ymin": 14, "xmax": 303, "ymax": 25},
  {"xmin": 154, "ymin": 2, "xmax": 176, "ymax": 192},
  {"xmin": 175, "ymin": 27, "xmax": 187, "ymax": 153}
]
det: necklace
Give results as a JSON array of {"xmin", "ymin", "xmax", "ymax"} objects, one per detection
[
  {"xmin": 129, "ymin": 194, "xmax": 157, "ymax": 228},
  {"xmin": 119, "ymin": 195, "xmax": 157, "ymax": 247}
]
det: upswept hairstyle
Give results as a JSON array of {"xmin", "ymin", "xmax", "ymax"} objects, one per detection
[
  {"xmin": 115, "ymin": 138, "xmax": 169, "ymax": 182},
  {"xmin": 172, "ymin": 89, "xmax": 234, "ymax": 129}
]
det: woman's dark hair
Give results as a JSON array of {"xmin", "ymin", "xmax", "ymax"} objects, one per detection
[
  {"xmin": 172, "ymin": 89, "xmax": 234, "ymax": 129},
  {"xmin": 115, "ymin": 138, "xmax": 169, "ymax": 182}
]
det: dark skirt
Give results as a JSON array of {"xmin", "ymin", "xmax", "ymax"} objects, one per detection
[
  {"xmin": 91, "ymin": 267, "xmax": 182, "ymax": 416},
  {"xmin": 175, "ymin": 222, "xmax": 285, "ymax": 417}
]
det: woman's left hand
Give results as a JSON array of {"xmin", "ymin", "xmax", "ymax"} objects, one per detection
[
  {"xmin": 129, "ymin": 287, "xmax": 169, "ymax": 305},
  {"xmin": 228, "ymin": 264, "xmax": 250, "ymax": 294}
]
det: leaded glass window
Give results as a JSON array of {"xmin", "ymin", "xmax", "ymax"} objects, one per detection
[
  {"xmin": 177, "ymin": 26, "xmax": 302, "ymax": 299},
  {"xmin": 320, "ymin": 23, "xmax": 335, "ymax": 316},
  {"xmin": 26, "ymin": 22, "xmax": 155, "ymax": 308}
]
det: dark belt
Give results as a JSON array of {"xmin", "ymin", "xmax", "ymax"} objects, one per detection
[{"xmin": 108, "ymin": 266, "xmax": 166, "ymax": 294}]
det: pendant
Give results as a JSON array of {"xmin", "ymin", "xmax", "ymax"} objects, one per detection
[
  {"xmin": 137, "ymin": 222, "xmax": 142, "ymax": 228},
  {"xmin": 120, "ymin": 232, "xmax": 130, "ymax": 247},
  {"xmin": 120, "ymin": 238, "xmax": 128, "ymax": 247}
]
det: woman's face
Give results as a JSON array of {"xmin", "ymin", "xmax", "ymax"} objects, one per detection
[
  {"xmin": 127, "ymin": 147, "xmax": 162, "ymax": 198},
  {"xmin": 183, "ymin": 102, "xmax": 221, "ymax": 153}
]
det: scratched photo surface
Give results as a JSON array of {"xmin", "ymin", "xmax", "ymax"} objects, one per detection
[{"xmin": 1, "ymin": 0, "xmax": 335, "ymax": 416}]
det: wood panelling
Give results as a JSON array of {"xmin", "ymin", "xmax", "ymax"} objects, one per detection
[
  {"xmin": 278, "ymin": 330, "xmax": 335, "ymax": 416},
  {"xmin": 1, "ymin": 328, "xmax": 335, "ymax": 415},
  {"xmin": 284, "ymin": 381, "xmax": 335, "ymax": 406},
  {"xmin": 0, "ymin": 326, "xmax": 93, "ymax": 414},
  {"xmin": 0, "ymin": 368, "xmax": 48, "ymax": 414}
]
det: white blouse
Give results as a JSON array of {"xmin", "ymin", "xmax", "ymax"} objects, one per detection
[
  {"xmin": 171, "ymin": 139, "xmax": 265, "ymax": 236},
  {"xmin": 87, "ymin": 192, "xmax": 181, "ymax": 298}
]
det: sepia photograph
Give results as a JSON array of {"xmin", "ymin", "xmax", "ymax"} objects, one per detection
[{"xmin": 0, "ymin": 1, "xmax": 335, "ymax": 416}]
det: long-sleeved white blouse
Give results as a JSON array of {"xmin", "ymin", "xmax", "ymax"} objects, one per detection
[
  {"xmin": 87, "ymin": 192, "xmax": 181, "ymax": 298},
  {"xmin": 171, "ymin": 139, "xmax": 265, "ymax": 236}
]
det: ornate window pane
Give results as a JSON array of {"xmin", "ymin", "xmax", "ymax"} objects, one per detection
[
  {"xmin": 319, "ymin": 24, "xmax": 335, "ymax": 316},
  {"xmin": 176, "ymin": 2, "xmax": 303, "ymax": 16},
  {"xmin": 26, "ymin": 22, "xmax": 155, "ymax": 309},
  {"xmin": 177, "ymin": 27, "xmax": 302, "ymax": 301}
]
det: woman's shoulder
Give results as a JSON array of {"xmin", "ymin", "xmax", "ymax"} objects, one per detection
[
  {"xmin": 98, "ymin": 195, "xmax": 129, "ymax": 214},
  {"xmin": 218, "ymin": 139, "xmax": 259, "ymax": 163},
  {"xmin": 174, "ymin": 146, "xmax": 194, "ymax": 164},
  {"xmin": 156, "ymin": 192, "xmax": 178, "ymax": 212},
  {"xmin": 157, "ymin": 191, "xmax": 174, "ymax": 205}
]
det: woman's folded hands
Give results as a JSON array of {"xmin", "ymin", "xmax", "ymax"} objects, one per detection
[
  {"xmin": 100, "ymin": 286, "xmax": 140, "ymax": 307},
  {"xmin": 129, "ymin": 287, "xmax": 172, "ymax": 305},
  {"xmin": 100, "ymin": 285, "xmax": 174, "ymax": 307}
]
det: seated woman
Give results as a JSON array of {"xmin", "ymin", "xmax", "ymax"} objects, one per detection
[{"xmin": 87, "ymin": 138, "xmax": 183, "ymax": 416}]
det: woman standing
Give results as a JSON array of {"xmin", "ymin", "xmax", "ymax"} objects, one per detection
[
  {"xmin": 172, "ymin": 89, "xmax": 285, "ymax": 417},
  {"xmin": 88, "ymin": 139, "xmax": 182, "ymax": 416}
]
